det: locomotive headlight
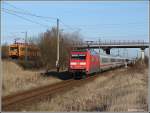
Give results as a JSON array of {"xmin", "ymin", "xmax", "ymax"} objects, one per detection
[
  {"xmin": 70, "ymin": 62, "xmax": 77, "ymax": 65},
  {"xmin": 80, "ymin": 62, "xmax": 86, "ymax": 65}
]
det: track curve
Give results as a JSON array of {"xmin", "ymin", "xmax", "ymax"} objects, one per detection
[{"xmin": 2, "ymin": 75, "xmax": 98, "ymax": 111}]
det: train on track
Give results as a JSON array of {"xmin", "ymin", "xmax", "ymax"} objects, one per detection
[
  {"xmin": 9, "ymin": 42, "xmax": 40, "ymax": 59},
  {"xmin": 68, "ymin": 49, "xmax": 129, "ymax": 79}
]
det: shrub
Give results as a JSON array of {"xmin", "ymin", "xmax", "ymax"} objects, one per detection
[{"xmin": 1, "ymin": 44, "xmax": 9, "ymax": 59}]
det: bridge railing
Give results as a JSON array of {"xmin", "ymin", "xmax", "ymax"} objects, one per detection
[
  {"xmin": 94, "ymin": 40, "xmax": 147, "ymax": 45},
  {"xmin": 72, "ymin": 40, "xmax": 149, "ymax": 46}
]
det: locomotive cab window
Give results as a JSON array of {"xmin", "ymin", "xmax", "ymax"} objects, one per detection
[
  {"xmin": 71, "ymin": 54, "xmax": 86, "ymax": 60},
  {"xmin": 10, "ymin": 47, "xmax": 18, "ymax": 51}
]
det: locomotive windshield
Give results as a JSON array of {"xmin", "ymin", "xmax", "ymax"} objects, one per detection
[
  {"xmin": 10, "ymin": 47, "xmax": 18, "ymax": 51},
  {"xmin": 71, "ymin": 54, "xmax": 86, "ymax": 60}
]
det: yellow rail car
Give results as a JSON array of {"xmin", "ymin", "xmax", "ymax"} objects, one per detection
[{"xmin": 9, "ymin": 43, "xmax": 40, "ymax": 59}]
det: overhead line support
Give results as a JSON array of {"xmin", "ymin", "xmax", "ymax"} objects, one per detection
[{"xmin": 56, "ymin": 18, "xmax": 60, "ymax": 72}]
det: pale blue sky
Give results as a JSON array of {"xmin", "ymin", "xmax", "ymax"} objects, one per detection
[{"xmin": 1, "ymin": 1, "xmax": 149, "ymax": 58}]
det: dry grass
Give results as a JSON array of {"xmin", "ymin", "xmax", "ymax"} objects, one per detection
[
  {"xmin": 2, "ymin": 60, "xmax": 62, "ymax": 96},
  {"xmin": 15, "ymin": 62, "xmax": 148, "ymax": 112}
]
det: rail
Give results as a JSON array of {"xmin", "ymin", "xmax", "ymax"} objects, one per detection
[{"xmin": 2, "ymin": 76, "xmax": 98, "ymax": 111}]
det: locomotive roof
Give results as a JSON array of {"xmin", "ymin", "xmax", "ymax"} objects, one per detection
[
  {"xmin": 72, "ymin": 49, "xmax": 98, "ymax": 55},
  {"xmin": 71, "ymin": 49, "xmax": 87, "ymax": 52},
  {"xmin": 10, "ymin": 43, "xmax": 38, "ymax": 47},
  {"xmin": 72, "ymin": 49, "xmax": 96, "ymax": 52}
]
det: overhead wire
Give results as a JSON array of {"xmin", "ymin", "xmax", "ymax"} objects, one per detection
[
  {"xmin": 3, "ymin": 2, "xmax": 57, "ymax": 20},
  {"xmin": 59, "ymin": 20, "xmax": 81, "ymax": 31},
  {"xmin": 3, "ymin": 2, "xmax": 146, "ymax": 35},
  {"xmin": 2, "ymin": 9, "xmax": 50, "ymax": 28},
  {"xmin": 3, "ymin": 2, "xmax": 81, "ymax": 32},
  {"xmin": 2, "ymin": 8, "xmax": 55, "ymax": 24}
]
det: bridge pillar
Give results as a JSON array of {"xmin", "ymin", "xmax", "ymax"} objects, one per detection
[
  {"xmin": 103, "ymin": 48, "xmax": 110, "ymax": 54},
  {"xmin": 140, "ymin": 48, "xmax": 145, "ymax": 60}
]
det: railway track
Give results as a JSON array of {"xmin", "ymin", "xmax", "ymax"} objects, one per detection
[{"xmin": 2, "ymin": 75, "xmax": 98, "ymax": 111}]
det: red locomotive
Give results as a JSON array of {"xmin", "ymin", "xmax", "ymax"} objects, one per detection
[{"xmin": 68, "ymin": 49, "xmax": 126, "ymax": 79}]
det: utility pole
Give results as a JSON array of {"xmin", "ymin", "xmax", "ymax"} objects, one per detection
[
  {"xmin": 61, "ymin": 38, "xmax": 63, "ymax": 70},
  {"xmin": 126, "ymin": 49, "xmax": 128, "ymax": 58},
  {"xmin": 14, "ymin": 38, "xmax": 20, "ymax": 44},
  {"xmin": 56, "ymin": 18, "xmax": 60, "ymax": 72},
  {"xmin": 22, "ymin": 31, "xmax": 28, "ymax": 62},
  {"xmin": 99, "ymin": 38, "xmax": 101, "ymax": 54},
  {"xmin": 14, "ymin": 38, "xmax": 17, "ymax": 44},
  {"xmin": 25, "ymin": 31, "xmax": 28, "ymax": 62},
  {"xmin": 86, "ymin": 41, "xmax": 93, "ymax": 49},
  {"xmin": 123, "ymin": 48, "xmax": 125, "ymax": 57},
  {"xmin": 117, "ymin": 48, "xmax": 120, "ymax": 56},
  {"xmin": 136, "ymin": 50, "xmax": 138, "ymax": 59}
]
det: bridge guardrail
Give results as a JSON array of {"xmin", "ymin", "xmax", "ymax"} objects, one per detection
[{"xmin": 72, "ymin": 40, "xmax": 149, "ymax": 46}]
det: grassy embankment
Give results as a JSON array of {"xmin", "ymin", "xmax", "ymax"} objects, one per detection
[
  {"xmin": 2, "ymin": 60, "xmax": 62, "ymax": 96},
  {"xmin": 15, "ymin": 60, "xmax": 148, "ymax": 112}
]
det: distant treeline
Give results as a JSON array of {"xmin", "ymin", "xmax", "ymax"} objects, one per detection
[{"xmin": 1, "ymin": 27, "xmax": 83, "ymax": 70}]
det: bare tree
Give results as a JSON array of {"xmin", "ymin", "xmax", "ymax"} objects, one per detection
[{"xmin": 37, "ymin": 27, "xmax": 83, "ymax": 70}]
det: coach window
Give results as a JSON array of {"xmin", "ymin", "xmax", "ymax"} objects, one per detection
[
  {"xmin": 102, "ymin": 58, "xmax": 108, "ymax": 63},
  {"xmin": 111, "ymin": 58, "xmax": 115, "ymax": 62}
]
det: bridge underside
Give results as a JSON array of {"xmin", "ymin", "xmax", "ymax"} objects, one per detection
[
  {"xmin": 73, "ymin": 45, "xmax": 149, "ymax": 49},
  {"xmin": 72, "ymin": 41, "xmax": 149, "ymax": 59},
  {"xmin": 103, "ymin": 48, "xmax": 110, "ymax": 54},
  {"xmin": 73, "ymin": 45, "xmax": 149, "ymax": 59}
]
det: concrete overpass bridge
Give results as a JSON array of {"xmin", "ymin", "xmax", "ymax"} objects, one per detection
[{"xmin": 72, "ymin": 40, "xmax": 149, "ymax": 59}]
